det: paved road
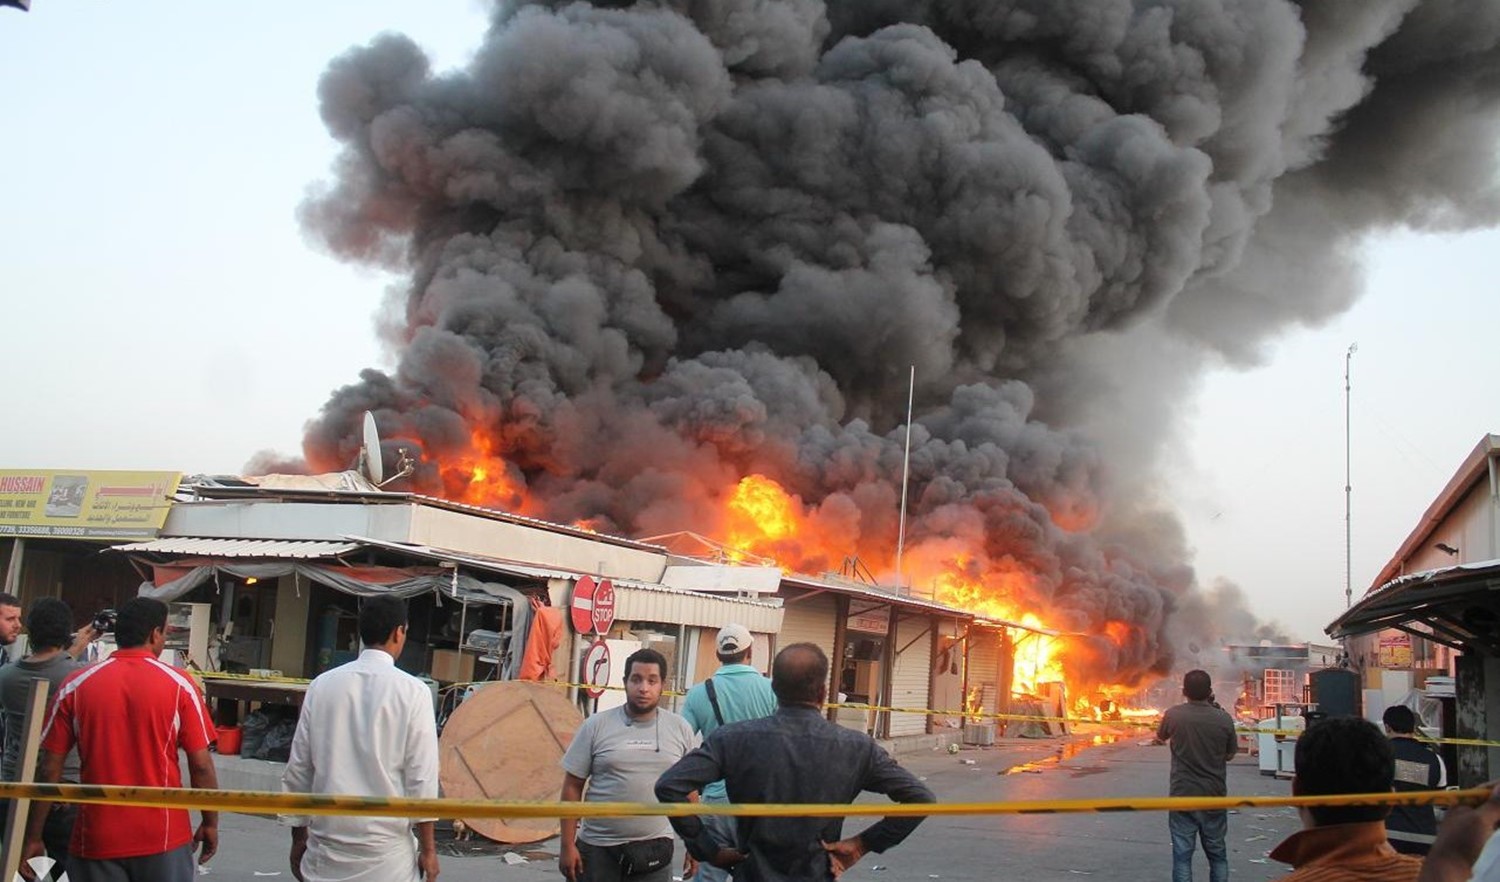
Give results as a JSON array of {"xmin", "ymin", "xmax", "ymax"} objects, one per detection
[{"xmin": 179, "ymin": 728, "xmax": 1305, "ymax": 881}]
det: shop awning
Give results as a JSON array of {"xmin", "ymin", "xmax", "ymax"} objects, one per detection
[
  {"xmin": 357, "ymin": 536, "xmax": 785, "ymax": 632},
  {"xmin": 781, "ymin": 573, "xmax": 976, "ymax": 620},
  {"xmin": 610, "ymin": 578, "xmax": 783, "ymax": 633},
  {"xmin": 113, "ymin": 537, "xmax": 362, "ymax": 559},
  {"xmin": 346, "ymin": 535, "xmax": 578, "ymax": 582},
  {"xmin": 1327, "ymin": 557, "xmax": 1500, "ymax": 655}
]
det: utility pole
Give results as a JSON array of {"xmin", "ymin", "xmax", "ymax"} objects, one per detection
[
  {"xmin": 896, "ymin": 366, "xmax": 915, "ymax": 596},
  {"xmin": 1345, "ymin": 343, "xmax": 1357, "ymax": 608}
]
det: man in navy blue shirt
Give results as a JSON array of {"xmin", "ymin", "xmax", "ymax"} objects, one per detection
[{"xmin": 656, "ymin": 643, "xmax": 934, "ymax": 881}]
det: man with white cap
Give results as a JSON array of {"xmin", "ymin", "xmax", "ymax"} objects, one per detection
[{"xmin": 677, "ymin": 625, "xmax": 777, "ymax": 882}]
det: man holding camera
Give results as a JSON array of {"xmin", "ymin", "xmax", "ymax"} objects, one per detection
[{"xmin": 21, "ymin": 597, "xmax": 219, "ymax": 882}]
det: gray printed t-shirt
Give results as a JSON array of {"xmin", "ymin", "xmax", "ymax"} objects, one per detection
[{"xmin": 562, "ymin": 706, "xmax": 696, "ymax": 846}]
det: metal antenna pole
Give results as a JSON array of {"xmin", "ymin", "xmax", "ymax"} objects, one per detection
[
  {"xmin": 896, "ymin": 366, "xmax": 915, "ymax": 596},
  {"xmin": 1345, "ymin": 343, "xmax": 1357, "ymax": 608}
]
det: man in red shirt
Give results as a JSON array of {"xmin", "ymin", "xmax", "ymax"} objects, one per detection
[{"xmin": 20, "ymin": 597, "xmax": 220, "ymax": 882}]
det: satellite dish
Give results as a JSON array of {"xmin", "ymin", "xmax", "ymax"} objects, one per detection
[{"xmin": 361, "ymin": 411, "xmax": 385, "ymax": 485}]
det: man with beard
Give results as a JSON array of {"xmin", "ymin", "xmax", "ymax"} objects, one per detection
[
  {"xmin": 0, "ymin": 593, "xmax": 22, "ymax": 667},
  {"xmin": 560, "ymin": 648, "xmax": 695, "ymax": 882}
]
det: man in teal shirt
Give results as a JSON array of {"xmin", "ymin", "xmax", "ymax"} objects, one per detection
[{"xmin": 678, "ymin": 625, "xmax": 777, "ymax": 882}]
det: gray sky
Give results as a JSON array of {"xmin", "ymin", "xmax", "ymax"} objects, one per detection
[{"xmin": 4, "ymin": 3, "xmax": 1496, "ymax": 642}]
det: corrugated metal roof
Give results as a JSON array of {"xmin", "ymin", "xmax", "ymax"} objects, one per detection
[
  {"xmin": 346, "ymin": 535, "xmax": 581, "ymax": 581},
  {"xmin": 349, "ymin": 537, "xmax": 784, "ymax": 630},
  {"xmin": 781, "ymin": 573, "xmax": 977, "ymax": 619},
  {"xmin": 612, "ymin": 581, "xmax": 784, "ymax": 633},
  {"xmin": 179, "ymin": 483, "xmax": 667, "ymax": 553},
  {"xmin": 609, "ymin": 577, "xmax": 783, "ymax": 609},
  {"xmin": 112, "ymin": 537, "xmax": 362, "ymax": 559}
]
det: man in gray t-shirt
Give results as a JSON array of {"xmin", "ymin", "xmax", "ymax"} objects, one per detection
[
  {"xmin": 0, "ymin": 598, "xmax": 90, "ymax": 881},
  {"xmin": 560, "ymin": 648, "xmax": 695, "ymax": 882},
  {"xmin": 1155, "ymin": 669, "xmax": 1238, "ymax": 882}
]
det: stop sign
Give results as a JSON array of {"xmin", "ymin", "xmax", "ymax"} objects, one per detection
[{"xmin": 570, "ymin": 575, "xmax": 617, "ymax": 635}]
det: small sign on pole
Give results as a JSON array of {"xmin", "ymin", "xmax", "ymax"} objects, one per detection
[{"xmin": 582, "ymin": 639, "xmax": 611, "ymax": 700}]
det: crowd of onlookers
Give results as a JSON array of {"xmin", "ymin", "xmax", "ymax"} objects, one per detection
[
  {"xmin": 1156, "ymin": 667, "xmax": 1499, "ymax": 882},
  {"xmin": 2, "ymin": 592, "xmax": 1500, "ymax": 882}
]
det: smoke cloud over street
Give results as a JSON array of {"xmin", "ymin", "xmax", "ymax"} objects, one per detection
[{"xmin": 288, "ymin": 0, "xmax": 1500, "ymax": 686}]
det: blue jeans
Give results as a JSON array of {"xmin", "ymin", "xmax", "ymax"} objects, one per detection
[
  {"xmin": 690, "ymin": 795, "xmax": 737, "ymax": 882},
  {"xmin": 1169, "ymin": 810, "xmax": 1228, "ymax": 882}
]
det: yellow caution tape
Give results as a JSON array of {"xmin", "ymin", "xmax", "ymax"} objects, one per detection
[
  {"xmin": 199, "ymin": 670, "xmax": 312, "ymax": 686},
  {"xmin": 0, "ymin": 783, "xmax": 1487, "ymax": 819},
  {"xmin": 197, "ymin": 672, "xmax": 1500, "ymax": 750}
]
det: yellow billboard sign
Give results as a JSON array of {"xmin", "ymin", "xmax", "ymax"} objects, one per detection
[{"xmin": 0, "ymin": 470, "xmax": 180, "ymax": 539}]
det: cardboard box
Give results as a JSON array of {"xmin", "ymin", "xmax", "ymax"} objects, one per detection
[{"xmin": 432, "ymin": 649, "xmax": 475, "ymax": 684}]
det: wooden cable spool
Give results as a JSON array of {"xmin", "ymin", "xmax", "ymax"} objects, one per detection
[{"xmin": 438, "ymin": 680, "xmax": 583, "ymax": 843}]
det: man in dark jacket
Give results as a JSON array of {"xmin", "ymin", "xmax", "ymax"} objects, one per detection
[
  {"xmin": 1383, "ymin": 704, "xmax": 1446, "ymax": 855},
  {"xmin": 655, "ymin": 643, "xmax": 935, "ymax": 881}
]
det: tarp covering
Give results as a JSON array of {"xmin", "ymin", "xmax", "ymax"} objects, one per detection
[{"xmin": 138, "ymin": 560, "xmax": 534, "ymax": 680}]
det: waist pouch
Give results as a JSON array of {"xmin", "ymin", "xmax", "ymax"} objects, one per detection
[{"xmin": 619, "ymin": 837, "xmax": 674, "ymax": 876}]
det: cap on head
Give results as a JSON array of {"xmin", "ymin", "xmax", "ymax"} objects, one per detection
[{"xmin": 717, "ymin": 624, "xmax": 752, "ymax": 654}]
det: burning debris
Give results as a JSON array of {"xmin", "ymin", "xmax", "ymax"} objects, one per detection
[{"xmin": 286, "ymin": 1, "xmax": 1500, "ymax": 692}]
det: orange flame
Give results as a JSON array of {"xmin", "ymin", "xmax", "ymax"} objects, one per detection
[
  {"xmin": 726, "ymin": 475, "xmax": 799, "ymax": 546},
  {"xmin": 436, "ymin": 414, "xmax": 1154, "ymax": 702},
  {"xmin": 439, "ymin": 428, "xmax": 529, "ymax": 511}
]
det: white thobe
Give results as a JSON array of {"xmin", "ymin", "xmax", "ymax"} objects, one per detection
[{"xmin": 282, "ymin": 648, "xmax": 439, "ymax": 882}]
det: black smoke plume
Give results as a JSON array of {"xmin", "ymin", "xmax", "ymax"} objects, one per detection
[{"xmin": 290, "ymin": 0, "xmax": 1500, "ymax": 687}]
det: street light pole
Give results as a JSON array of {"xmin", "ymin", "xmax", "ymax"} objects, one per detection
[{"xmin": 1345, "ymin": 343, "xmax": 1357, "ymax": 608}]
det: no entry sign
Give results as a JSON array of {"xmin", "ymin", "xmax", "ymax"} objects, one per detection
[
  {"xmin": 569, "ymin": 575, "xmax": 616, "ymax": 635},
  {"xmin": 582, "ymin": 639, "xmax": 611, "ymax": 699}
]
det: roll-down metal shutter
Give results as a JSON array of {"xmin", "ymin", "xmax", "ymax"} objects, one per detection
[
  {"xmin": 889, "ymin": 614, "xmax": 933, "ymax": 737},
  {"xmin": 776, "ymin": 593, "xmax": 838, "ymax": 656}
]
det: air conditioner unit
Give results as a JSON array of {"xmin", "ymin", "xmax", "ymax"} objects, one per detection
[{"xmin": 963, "ymin": 722, "xmax": 996, "ymax": 746}]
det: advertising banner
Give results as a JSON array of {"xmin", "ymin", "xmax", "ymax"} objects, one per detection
[
  {"xmin": 0, "ymin": 470, "xmax": 180, "ymax": 539},
  {"xmin": 1378, "ymin": 632, "xmax": 1414, "ymax": 669}
]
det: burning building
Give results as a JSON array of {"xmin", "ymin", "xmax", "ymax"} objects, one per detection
[{"xmin": 275, "ymin": 0, "xmax": 1500, "ymax": 704}]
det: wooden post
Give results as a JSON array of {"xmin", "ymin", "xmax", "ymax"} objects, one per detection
[
  {"xmin": 828, "ymin": 595, "xmax": 849, "ymax": 722},
  {"xmin": 2, "ymin": 538, "xmax": 23, "ymax": 595},
  {"xmin": 1, "ymin": 677, "xmax": 52, "ymax": 880}
]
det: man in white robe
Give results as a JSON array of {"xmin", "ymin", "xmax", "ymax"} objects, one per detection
[{"xmin": 281, "ymin": 595, "xmax": 440, "ymax": 882}]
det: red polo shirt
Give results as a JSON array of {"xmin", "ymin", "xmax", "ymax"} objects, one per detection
[{"xmin": 41, "ymin": 649, "xmax": 216, "ymax": 859}]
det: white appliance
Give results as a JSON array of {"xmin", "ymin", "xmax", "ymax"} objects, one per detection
[{"xmin": 164, "ymin": 602, "xmax": 211, "ymax": 669}]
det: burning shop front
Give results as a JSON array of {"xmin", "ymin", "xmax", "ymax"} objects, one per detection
[{"xmin": 777, "ymin": 574, "xmax": 983, "ymax": 743}]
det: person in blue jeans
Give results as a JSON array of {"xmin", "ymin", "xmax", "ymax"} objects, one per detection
[
  {"xmin": 677, "ymin": 625, "xmax": 777, "ymax": 882},
  {"xmin": 1154, "ymin": 670, "xmax": 1238, "ymax": 882}
]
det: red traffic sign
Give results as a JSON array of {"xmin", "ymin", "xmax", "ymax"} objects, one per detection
[
  {"xmin": 582, "ymin": 639, "xmax": 611, "ymax": 699},
  {"xmin": 569, "ymin": 575, "xmax": 616, "ymax": 635}
]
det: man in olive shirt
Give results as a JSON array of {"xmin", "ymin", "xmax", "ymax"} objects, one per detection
[{"xmin": 1155, "ymin": 669, "xmax": 1238, "ymax": 882}]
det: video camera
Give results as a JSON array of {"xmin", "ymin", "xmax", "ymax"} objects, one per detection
[{"xmin": 91, "ymin": 609, "xmax": 117, "ymax": 635}]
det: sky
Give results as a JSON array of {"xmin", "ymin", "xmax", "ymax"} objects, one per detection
[{"xmin": 3, "ymin": 3, "xmax": 1496, "ymax": 643}]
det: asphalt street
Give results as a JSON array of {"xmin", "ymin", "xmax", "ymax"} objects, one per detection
[{"xmin": 179, "ymin": 728, "xmax": 1306, "ymax": 882}]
